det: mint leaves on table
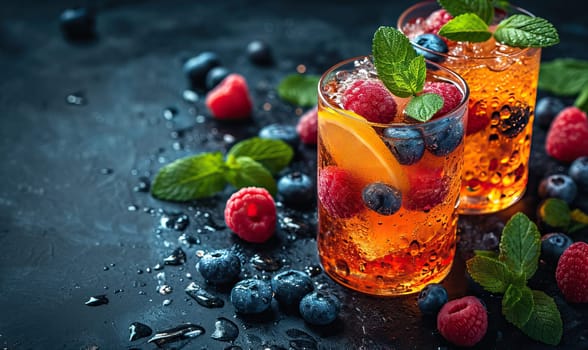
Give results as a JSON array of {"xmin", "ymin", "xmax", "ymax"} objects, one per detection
[
  {"xmin": 466, "ymin": 212, "xmax": 563, "ymax": 345},
  {"xmin": 151, "ymin": 137, "xmax": 293, "ymax": 201},
  {"xmin": 437, "ymin": 0, "xmax": 559, "ymax": 48},
  {"xmin": 277, "ymin": 74, "xmax": 320, "ymax": 107},
  {"xmin": 373, "ymin": 26, "xmax": 443, "ymax": 121},
  {"xmin": 538, "ymin": 198, "xmax": 588, "ymax": 234},
  {"xmin": 538, "ymin": 58, "xmax": 588, "ymax": 113}
]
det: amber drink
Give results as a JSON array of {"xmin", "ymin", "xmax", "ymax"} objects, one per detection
[
  {"xmin": 399, "ymin": 2, "xmax": 542, "ymax": 214},
  {"xmin": 317, "ymin": 56, "xmax": 468, "ymax": 296}
]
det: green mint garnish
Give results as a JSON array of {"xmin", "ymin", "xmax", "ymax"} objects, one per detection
[
  {"xmin": 372, "ymin": 26, "xmax": 442, "ymax": 121},
  {"xmin": 539, "ymin": 59, "xmax": 588, "ymax": 113},
  {"xmin": 538, "ymin": 198, "xmax": 588, "ymax": 234},
  {"xmin": 438, "ymin": 13, "xmax": 492, "ymax": 43},
  {"xmin": 151, "ymin": 137, "xmax": 293, "ymax": 201},
  {"xmin": 466, "ymin": 212, "xmax": 563, "ymax": 345},
  {"xmin": 437, "ymin": 0, "xmax": 559, "ymax": 48},
  {"xmin": 575, "ymin": 85, "xmax": 588, "ymax": 113},
  {"xmin": 277, "ymin": 74, "xmax": 320, "ymax": 107}
]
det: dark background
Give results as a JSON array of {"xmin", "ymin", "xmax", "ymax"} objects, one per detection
[{"xmin": 1, "ymin": 1, "xmax": 587, "ymax": 349}]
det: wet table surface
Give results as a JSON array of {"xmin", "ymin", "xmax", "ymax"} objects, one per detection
[{"xmin": 1, "ymin": 0, "xmax": 588, "ymax": 349}]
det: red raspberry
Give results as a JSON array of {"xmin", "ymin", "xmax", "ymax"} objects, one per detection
[
  {"xmin": 205, "ymin": 73, "xmax": 253, "ymax": 120},
  {"xmin": 342, "ymin": 80, "xmax": 397, "ymax": 123},
  {"xmin": 546, "ymin": 107, "xmax": 588, "ymax": 163},
  {"xmin": 425, "ymin": 9, "xmax": 453, "ymax": 34},
  {"xmin": 422, "ymin": 81, "xmax": 462, "ymax": 118},
  {"xmin": 404, "ymin": 166, "xmax": 450, "ymax": 211},
  {"xmin": 555, "ymin": 241, "xmax": 588, "ymax": 303},
  {"xmin": 437, "ymin": 296, "xmax": 488, "ymax": 347},
  {"xmin": 318, "ymin": 166, "xmax": 363, "ymax": 218},
  {"xmin": 297, "ymin": 106, "xmax": 318, "ymax": 145},
  {"xmin": 224, "ymin": 187, "xmax": 276, "ymax": 243},
  {"xmin": 466, "ymin": 100, "xmax": 491, "ymax": 135}
]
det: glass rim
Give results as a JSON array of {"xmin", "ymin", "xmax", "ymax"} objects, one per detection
[
  {"xmin": 396, "ymin": 0, "xmax": 538, "ymax": 60},
  {"xmin": 317, "ymin": 55, "xmax": 470, "ymax": 127}
]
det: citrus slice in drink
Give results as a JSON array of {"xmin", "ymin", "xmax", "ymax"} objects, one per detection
[{"xmin": 318, "ymin": 106, "xmax": 408, "ymax": 193}]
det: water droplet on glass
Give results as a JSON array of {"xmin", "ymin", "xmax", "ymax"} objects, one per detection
[
  {"xmin": 85, "ymin": 295, "xmax": 109, "ymax": 306},
  {"xmin": 129, "ymin": 322, "xmax": 153, "ymax": 341},
  {"xmin": 147, "ymin": 323, "xmax": 205, "ymax": 346},
  {"xmin": 210, "ymin": 317, "xmax": 239, "ymax": 341},
  {"xmin": 185, "ymin": 282, "xmax": 224, "ymax": 308}
]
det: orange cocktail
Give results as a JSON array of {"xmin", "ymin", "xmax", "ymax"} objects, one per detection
[
  {"xmin": 399, "ymin": 2, "xmax": 542, "ymax": 214},
  {"xmin": 317, "ymin": 56, "xmax": 469, "ymax": 296}
]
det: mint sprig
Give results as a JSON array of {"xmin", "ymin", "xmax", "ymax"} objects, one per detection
[
  {"xmin": 372, "ymin": 26, "xmax": 443, "ymax": 121},
  {"xmin": 538, "ymin": 198, "xmax": 588, "ymax": 234},
  {"xmin": 466, "ymin": 212, "xmax": 563, "ymax": 345},
  {"xmin": 151, "ymin": 137, "xmax": 293, "ymax": 201},
  {"xmin": 277, "ymin": 74, "xmax": 320, "ymax": 107},
  {"xmin": 538, "ymin": 58, "xmax": 588, "ymax": 113},
  {"xmin": 439, "ymin": 0, "xmax": 494, "ymax": 25},
  {"xmin": 494, "ymin": 15, "xmax": 560, "ymax": 48},
  {"xmin": 438, "ymin": 13, "xmax": 492, "ymax": 43}
]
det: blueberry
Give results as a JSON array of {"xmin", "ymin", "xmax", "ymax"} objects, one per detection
[
  {"xmin": 412, "ymin": 34, "xmax": 448, "ymax": 62},
  {"xmin": 183, "ymin": 52, "xmax": 221, "ymax": 90},
  {"xmin": 59, "ymin": 8, "xmax": 96, "ymax": 41},
  {"xmin": 541, "ymin": 232, "xmax": 573, "ymax": 266},
  {"xmin": 569, "ymin": 156, "xmax": 588, "ymax": 190},
  {"xmin": 538, "ymin": 174, "xmax": 578, "ymax": 204},
  {"xmin": 383, "ymin": 127, "xmax": 425, "ymax": 165},
  {"xmin": 362, "ymin": 183, "xmax": 402, "ymax": 216},
  {"xmin": 206, "ymin": 66, "xmax": 231, "ymax": 91},
  {"xmin": 422, "ymin": 116, "xmax": 464, "ymax": 156},
  {"xmin": 230, "ymin": 278, "xmax": 273, "ymax": 314},
  {"xmin": 247, "ymin": 40, "xmax": 273, "ymax": 66},
  {"xmin": 299, "ymin": 291, "xmax": 340, "ymax": 326},
  {"xmin": 197, "ymin": 249, "xmax": 241, "ymax": 285},
  {"xmin": 417, "ymin": 283, "xmax": 448, "ymax": 315},
  {"xmin": 496, "ymin": 105, "xmax": 530, "ymax": 138},
  {"xmin": 277, "ymin": 172, "xmax": 315, "ymax": 208},
  {"xmin": 535, "ymin": 96, "xmax": 565, "ymax": 129},
  {"xmin": 258, "ymin": 124, "xmax": 299, "ymax": 147},
  {"xmin": 271, "ymin": 270, "xmax": 314, "ymax": 309}
]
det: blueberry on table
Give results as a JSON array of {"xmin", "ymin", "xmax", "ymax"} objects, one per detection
[
  {"xmin": 205, "ymin": 66, "xmax": 231, "ymax": 91},
  {"xmin": 183, "ymin": 52, "xmax": 221, "ymax": 90},
  {"xmin": 277, "ymin": 172, "xmax": 315, "ymax": 208},
  {"xmin": 59, "ymin": 8, "xmax": 96, "ymax": 41},
  {"xmin": 247, "ymin": 40, "xmax": 273, "ymax": 66},
  {"xmin": 538, "ymin": 174, "xmax": 578, "ymax": 204},
  {"xmin": 569, "ymin": 156, "xmax": 588, "ymax": 190},
  {"xmin": 412, "ymin": 33, "xmax": 448, "ymax": 62},
  {"xmin": 417, "ymin": 283, "xmax": 448, "ymax": 315},
  {"xmin": 197, "ymin": 249, "xmax": 241, "ymax": 285},
  {"xmin": 541, "ymin": 232, "xmax": 573, "ymax": 266},
  {"xmin": 422, "ymin": 117, "xmax": 464, "ymax": 157},
  {"xmin": 535, "ymin": 96, "xmax": 565, "ymax": 129},
  {"xmin": 383, "ymin": 127, "xmax": 425, "ymax": 165},
  {"xmin": 362, "ymin": 182, "xmax": 402, "ymax": 216},
  {"xmin": 299, "ymin": 291, "xmax": 340, "ymax": 326},
  {"xmin": 258, "ymin": 123, "xmax": 299, "ymax": 147},
  {"xmin": 271, "ymin": 269, "xmax": 314, "ymax": 308},
  {"xmin": 230, "ymin": 278, "xmax": 273, "ymax": 314}
]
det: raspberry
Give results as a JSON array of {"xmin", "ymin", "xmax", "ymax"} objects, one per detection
[
  {"xmin": 297, "ymin": 106, "xmax": 318, "ymax": 145},
  {"xmin": 437, "ymin": 296, "xmax": 488, "ymax": 347},
  {"xmin": 546, "ymin": 107, "xmax": 588, "ymax": 163},
  {"xmin": 342, "ymin": 80, "xmax": 397, "ymax": 123},
  {"xmin": 422, "ymin": 81, "xmax": 462, "ymax": 118},
  {"xmin": 555, "ymin": 242, "xmax": 588, "ymax": 303},
  {"xmin": 205, "ymin": 73, "xmax": 253, "ymax": 120},
  {"xmin": 466, "ymin": 100, "xmax": 491, "ymax": 135},
  {"xmin": 425, "ymin": 9, "xmax": 453, "ymax": 34},
  {"xmin": 224, "ymin": 187, "xmax": 276, "ymax": 243},
  {"xmin": 404, "ymin": 166, "xmax": 450, "ymax": 211},
  {"xmin": 318, "ymin": 166, "xmax": 363, "ymax": 218}
]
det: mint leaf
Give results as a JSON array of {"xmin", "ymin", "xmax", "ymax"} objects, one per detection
[
  {"xmin": 499, "ymin": 212, "xmax": 540, "ymax": 280},
  {"xmin": 494, "ymin": 15, "xmax": 559, "ymax": 48},
  {"xmin": 438, "ymin": 13, "xmax": 492, "ymax": 42},
  {"xmin": 575, "ymin": 85, "xmax": 588, "ymax": 113},
  {"xmin": 151, "ymin": 152, "xmax": 227, "ymax": 201},
  {"xmin": 225, "ymin": 156, "xmax": 277, "ymax": 195},
  {"xmin": 372, "ymin": 26, "xmax": 421, "ymax": 98},
  {"xmin": 474, "ymin": 250, "xmax": 499, "ymax": 259},
  {"xmin": 492, "ymin": 0, "xmax": 511, "ymax": 11},
  {"xmin": 520, "ymin": 290, "xmax": 562, "ymax": 345},
  {"xmin": 538, "ymin": 198, "xmax": 571, "ymax": 231},
  {"xmin": 405, "ymin": 93, "xmax": 443, "ymax": 122},
  {"xmin": 467, "ymin": 255, "xmax": 515, "ymax": 293},
  {"xmin": 227, "ymin": 137, "xmax": 293, "ymax": 174},
  {"xmin": 502, "ymin": 284, "xmax": 534, "ymax": 328},
  {"xmin": 569, "ymin": 209, "xmax": 588, "ymax": 233},
  {"xmin": 438, "ymin": 0, "xmax": 494, "ymax": 24},
  {"xmin": 539, "ymin": 59, "xmax": 588, "ymax": 96},
  {"xmin": 277, "ymin": 74, "xmax": 320, "ymax": 107}
]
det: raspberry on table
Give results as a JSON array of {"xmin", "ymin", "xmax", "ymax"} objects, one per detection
[
  {"xmin": 297, "ymin": 106, "xmax": 318, "ymax": 145},
  {"xmin": 425, "ymin": 9, "xmax": 453, "ymax": 34},
  {"xmin": 545, "ymin": 106, "xmax": 588, "ymax": 163},
  {"xmin": 205, "ymin": 73, "xmax": 253, "ymax": 120},
  {"xmin": 422, "ymin": 81, "xmax": 462, "ymax": 118},
  {"xmin": 555, "ymin": 241, "xmax": 588, "ymax": 303},
  {"xmin": 437, "ymin": 296, "xmax": 488, "ymax": 347},
  {"xmin": 342, "ymin": 79, "xmax": 397, "ymax": 123},
  {"xmin": 318, "ymin": 166, "xmax": 363, "ymax": 218},
  {"xmin": 224, "ymin": 187, "xmax": 277, "ymax": 243}
]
